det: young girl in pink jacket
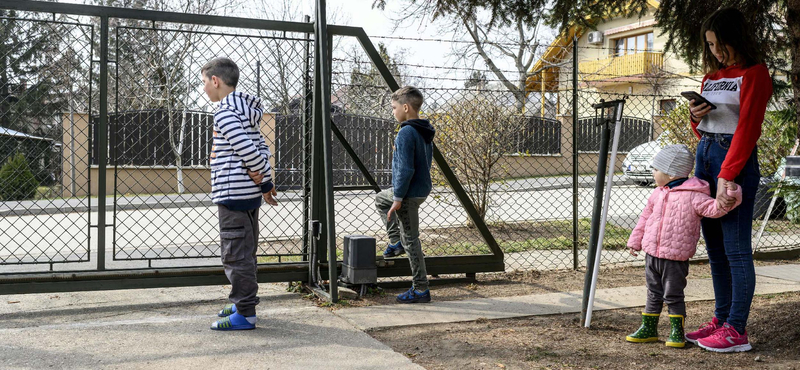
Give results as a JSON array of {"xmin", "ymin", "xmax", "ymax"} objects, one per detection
[{"xmin": 625, "ymin": 144, "xmax": 741, "ymax": 348}]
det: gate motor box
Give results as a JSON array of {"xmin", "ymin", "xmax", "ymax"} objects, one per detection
[{"xmin": 340, "ymin": 235, "xmax": 377, "ymax": 285}]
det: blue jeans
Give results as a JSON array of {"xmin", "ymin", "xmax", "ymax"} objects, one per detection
[{"xmin": 695, "ymin": 133, "xmax": 759, "ymax": 334}]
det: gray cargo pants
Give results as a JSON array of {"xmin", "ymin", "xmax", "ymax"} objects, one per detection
[
  {"xmin": 218, "ymin": 205, "xmax": 260, "ymax": 317},
  {"xmin": 375, "ymin": 189, "xmax": 429, "ymax": 291}
]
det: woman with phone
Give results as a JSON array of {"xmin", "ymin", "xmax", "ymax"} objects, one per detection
[{"xmin": 684, "ymin": 7, "xmax": 772, "ymax": 353}]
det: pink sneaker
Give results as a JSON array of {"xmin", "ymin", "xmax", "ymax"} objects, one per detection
[
  {"xmin": 685, "ymin": 317, "xmax": 721, "ymax": 344},
  {"xmin": 697, "ymin": 323, "xmax": 752, "ymax": 353}
]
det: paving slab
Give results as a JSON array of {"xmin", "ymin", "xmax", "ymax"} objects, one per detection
[
  {"xmin": 335, "ymin": 265, "xmax": 800, "ymax": 331},
  {"xmin": 0, "ymin": 284, "xmax": 422, "ymax": 370},
  {"xmin": 755, "ymin": 264, "xmax": 800, "ymax": 282}
]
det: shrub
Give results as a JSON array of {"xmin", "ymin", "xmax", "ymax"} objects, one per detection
[
  {"xmin": 0, "ymin": 152, "xmax": 39, "ymax": 201},
  {"xmin": 659, "ymin": 101, "xmax": 699, "ymax": 155}
]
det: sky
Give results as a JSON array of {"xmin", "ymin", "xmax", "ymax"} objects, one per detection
[
  {"xmin": 318, "ymin": 0, "xmax": 462, "ymax": 70},
  {"xmin": 298, "ymin": 0, "xmax": 547, "ymax": 88},
  {"xmin": 39, "ymin": 0, "xmax": 548, "ymax": 91}
]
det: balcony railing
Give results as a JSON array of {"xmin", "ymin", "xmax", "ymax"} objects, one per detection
[{"xmin": 579, "ymin": 52, "xmax": 664, "ymax": 82}]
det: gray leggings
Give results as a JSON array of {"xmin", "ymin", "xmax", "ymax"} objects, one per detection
[{"xmin": 645, "ymin": 253, "xmax": 689, "ymax": 316}]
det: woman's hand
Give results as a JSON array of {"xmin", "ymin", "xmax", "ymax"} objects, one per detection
[
  {"xmin": 716, "ymin": 178, "xmax": 737, "ymax": 209},
  {"xmin": 689, "ymin": 99, "xmax": 713, "ymax": 122}
]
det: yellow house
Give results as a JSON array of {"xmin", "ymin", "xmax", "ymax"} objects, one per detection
[
  {"xmin": 526, "ymin": 0, "xmax": 700, "ymax": 120},
  {"xmin": 492, "ymin": 1, "xmax": 706, "ymax": 179}
]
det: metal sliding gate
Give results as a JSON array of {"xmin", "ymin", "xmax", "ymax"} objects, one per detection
[{"xmin": 0, "ymin": 0, "xmax": 503, "ymax": 297}]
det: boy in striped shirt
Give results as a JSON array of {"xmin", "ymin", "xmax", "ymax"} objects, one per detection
[{"xmin": 201, "ymin": 57, "xmax": 277, "ymax": 331}]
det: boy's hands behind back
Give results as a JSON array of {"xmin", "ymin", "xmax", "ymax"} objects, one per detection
[
  {"xmin": 263, "ymin": 188, "xmax": 278, "ymax": 206},
  {"xmin": 247, "ymin": 170, "xmax": 264, "ymax": 184},
  {"xmin": 247, "ymin": 170, "xmax": 278, "ymax": 206}
]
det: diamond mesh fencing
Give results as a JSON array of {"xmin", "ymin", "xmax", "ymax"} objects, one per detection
[
  {"xmin": 2, "ymin": 8, "xmax": 798, "ymax": 281},
  {"xmin": 330, "ymin": 36, "xmax": 800, "ymax": 275},
  {"xmin": 106, "ymin": 25, "xmax": 314, "ymax": 264},
  {"xmin": 0, "ymin": 15, "xmax": 92, "ymax": 266}
]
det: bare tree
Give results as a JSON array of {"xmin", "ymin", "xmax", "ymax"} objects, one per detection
[
  {"xmin": 385, "ymin": 2, "xmax": 551, "ymax": 113},
  {"xmin": 434, "ymin": 95, "xmax": 527, "ymax": 224},
  {"xmin": 97, "ymin": 0, "xmax": 241, "ymax": 193},
  {"xmin": 245, "ymin": 0, "xmax": 348, "ymax": 114}
]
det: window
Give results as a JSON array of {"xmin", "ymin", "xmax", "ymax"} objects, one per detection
[
  {"xmin": 611, "ymin": 32, "xmax": 654, "ymax": 56},
  {"xmin": 660, "ymin": 99, "xmax": 677, "ymax": 115}
]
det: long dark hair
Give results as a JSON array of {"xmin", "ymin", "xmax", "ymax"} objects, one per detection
[{"xmin": 700, "ymin": 7, "xmax": 763, "ymax": 74}]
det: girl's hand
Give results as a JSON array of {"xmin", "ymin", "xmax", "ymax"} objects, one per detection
[
  {"xmin": 628, "ymin": 248, "xmax": 639, "ymax": 257},
  {"xmin": 716, "ymin": 178, "xmax": 736, "ymax": 209},
  {"xmin": 689, "ymin": 99, "xmax": 713, "ymax": 122},
  {"xmin": 724, "ymin": 181, "xmax": 739, "ymax": 192}
]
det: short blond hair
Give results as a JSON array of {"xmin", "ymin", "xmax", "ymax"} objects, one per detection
[{"xmin": 391, "ymin": 86, "xmax": 423, "ymax": 111}]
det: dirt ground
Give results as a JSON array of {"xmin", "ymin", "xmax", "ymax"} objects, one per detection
[
  {"xmin": 371, "ymin": 292, "xmax": 800, "ymax": 370},
  {"xmin": 328, "ymin": 257, "xmax": 800, "ymax": 369},
  {"xmin": 339, "ymin": 258, "xmax": 797, "ymax": 307}
]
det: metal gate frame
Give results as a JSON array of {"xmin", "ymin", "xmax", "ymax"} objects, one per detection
[{"xmin": 0, "ymin": 0, "xmax": 503, "ymax": 297}]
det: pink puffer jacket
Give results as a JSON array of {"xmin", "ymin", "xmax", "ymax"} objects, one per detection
[{"xmin": 627, "ymin": 177, "xmax": 742, "ymax": 261}]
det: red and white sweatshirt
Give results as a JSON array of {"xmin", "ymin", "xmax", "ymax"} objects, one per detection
[{"xmin": 691, "ymin": 63, "xmax": 772, "ymax": 181}]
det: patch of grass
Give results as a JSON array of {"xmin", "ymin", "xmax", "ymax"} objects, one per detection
[
  {"xmin": 758, "ymin": 219, "xmax": 800, "ymax": 234},
  {"xmin": 427, "ymin": 219, "xmax": 632, "ymax": 256},
  {"xmin": 257, "ymin": 255, "xmax": 305, "ymax": 263},
  {"xmin": 525, "ymin": 346, "xmax": 557, "ymax": 361},
  {"xmin": 34, "ymin": 186, "xmax": 60, "ymax": 200},
  {"xmin": 286, "ymin": 281, "xmax": 304, "ymax": 293}
]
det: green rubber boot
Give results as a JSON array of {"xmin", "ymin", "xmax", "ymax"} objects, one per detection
[
  {"xmin": 666, "ymin": 314, "xmax": 685, "ymax": 348},
  {"xmin": 626, "ymin": 312, "xmax": 660, "ymax": 343}
]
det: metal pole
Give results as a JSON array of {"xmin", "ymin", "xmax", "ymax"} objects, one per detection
[
  {"xmin": 580, "ymin": 110, "xmax": 610, "ymax": 323},
  {"xmin": 69, "ymin": 82, "xmax": 75, "ymax": 196},
  {"xmin": 96, "ymin": 15, "xmax": 109, "ymax": 271},
  {"xmin": 315, "ymin": 0, "xmax": 337, "ymax": 302},
  {"xmin": 256, "ymin": 60, "xmax": 261, "ymax": 98},
  {"xmin": 310, "ymin": 54, "xmax": 324, "ymax": 282},
  {"xmin": 572, "ymin": 36, "xmax": 579, "ymax": 270},
  {"xmin": 302, "ymin": 14, "xmax": 311, "ymax": 270},
  {"xmin": 585, "ymin": 101, "xmax": 624, "ymax": 327},
  {"xmin": 754, "ymin": 141, "xmax": 799, "ymax": 252}
]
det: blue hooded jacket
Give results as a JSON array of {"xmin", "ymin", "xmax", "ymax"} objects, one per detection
[{"xmin": 392, "ymin": 118, "xmax": 435, "ymax": 201}]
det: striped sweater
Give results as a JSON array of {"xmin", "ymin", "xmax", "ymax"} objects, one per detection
[{"xmin": 211, "ymin": 91, "xmax": 273, "ymax": 208}]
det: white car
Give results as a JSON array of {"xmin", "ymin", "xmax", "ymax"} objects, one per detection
[{"xmin": 622, "ymin": 138, "xmax": 662, "ymax": 186}]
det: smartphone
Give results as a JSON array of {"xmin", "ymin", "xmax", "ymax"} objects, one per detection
[{"xmin": 681, "ymin": 91, "xmax": 717, "ymax": 110}]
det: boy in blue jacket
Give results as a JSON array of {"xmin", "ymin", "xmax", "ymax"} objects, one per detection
[{"xmin": 376, "ymin": 86, "xmax": 435, "ymax": 303}]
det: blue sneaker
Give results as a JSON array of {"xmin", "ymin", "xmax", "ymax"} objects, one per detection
[
  {"xmin": 396, "ymin": 287, "xmax": 431, "ymax": 303},
  {"xmin": 218, "ymin": 303, "xmax": 236, "ymax": 317},
  {"xmin": 383, "ymin": 241, "xmax": 405, "ymax": 257},
  {"xmin": 210, "ymin": 312, "xmax": 256, "ymax": 331}
]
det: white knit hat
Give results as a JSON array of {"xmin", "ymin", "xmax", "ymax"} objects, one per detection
[{"xmin": 651, "ymin": 144, "xmax": 694, "ymax": 178}]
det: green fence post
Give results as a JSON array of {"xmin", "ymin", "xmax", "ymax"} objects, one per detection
[
  {"xmin": 96, "ymin": 15, "xmax": 109, "ymax": 271},
  {"xmin": 572, "ymin": 36, "xmax": 579, "ymax": 270}
]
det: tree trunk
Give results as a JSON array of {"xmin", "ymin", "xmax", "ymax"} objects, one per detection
[{"xmin": 788, "ymin": 0, "xmax": 800, "ymax": 140}]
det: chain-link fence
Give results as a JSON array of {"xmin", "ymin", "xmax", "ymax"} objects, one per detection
[
  {"xmin": 105, "ymin": 25, "xmax": 314, "ymax": 264},
  {"xmin": 1, "ymin": 4, "xmax": 798, "ymax": 285},
  {"xmin": 328, "ymin": 35, "xmax": 800, "ymax": 274},
  {"xmin": 0, "ymin": 14, "xmax": 92, "ymax": 266}
]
